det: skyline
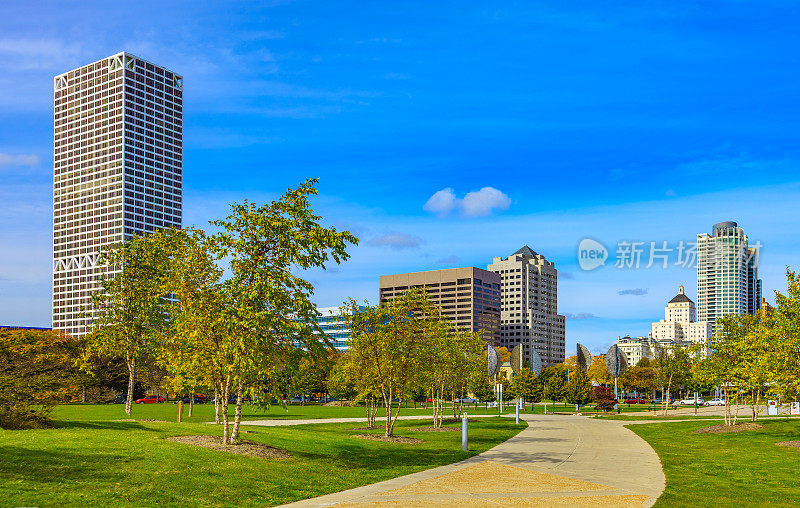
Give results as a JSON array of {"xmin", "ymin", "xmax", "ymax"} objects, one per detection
[{"xmin": 3, "ymin": 2, "xmax": 800, "ymax": 355}]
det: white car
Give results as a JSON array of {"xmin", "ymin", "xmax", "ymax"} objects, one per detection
[
  {"xmin": 704, "ymin": 398, "xmax": 726, "ymax": 406},
  {"xmin": 677, "ymin": 397, "xmax": 704, "ymax": 406}
]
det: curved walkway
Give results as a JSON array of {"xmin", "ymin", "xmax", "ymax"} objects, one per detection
[{"xmin": 277, "ymin": 414, "xmax": 665, "ymax": 507}]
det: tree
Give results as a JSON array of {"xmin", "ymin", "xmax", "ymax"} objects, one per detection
[
  {"xmin": 0, "ymin": 329, "xmax": 83, "ymax": 429},
  {"xmin": 653, "ymin": 343, "xmax": 692, "ymax": 415},
  {"xmin": 509, "ymin": 370, "xmax": 543, "ymax": 403},
  {"xmin": 767, "ymin": 268, "xmax": 800, "ymax": 402},
  {"xmin": 565, "ymin": 368, "xmax": 593, "ymax": 406},
  {"xmin": 211, "ymin": 179, "xmax": 357, "ymax": 444},
  {"xmin": 593, "ymin": 386, "xmax": 616, "ymax": 412},
  {"xmin": 84, "ymin": 233, "xmax": 170, "ymax": 415},
  {"xmin": 588, "ymin": 356, "xmax": 613, "ymax": 386},
  {"xmin": 541, "ymin": 365, "xmax": 567, "ymax": 403},
  {"xmin": 620, "ymin": 364, "xmax": 658, "ymax": 399},
  {"xmin": 343, "ymin": 290, "xmax": 432, "ymax": 436}
]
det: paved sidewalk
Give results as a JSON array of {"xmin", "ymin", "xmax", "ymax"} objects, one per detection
[
  {"xmin": 239, "ymin": 414, "xmax": 499, "ymax": 427},
  {"xmin": 278, "ymin": 414, "xmax": 665, "ymax": 507}
]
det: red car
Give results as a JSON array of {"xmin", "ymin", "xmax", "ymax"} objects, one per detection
[
  {"xmin": 135, "ymin": 395, "xmax": 165, "ymax": 404},
  {"xmin": 624, "ymin": 398, "xmax": 647, "ymax": 404}
]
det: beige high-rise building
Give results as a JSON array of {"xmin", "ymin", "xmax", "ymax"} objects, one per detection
[
  {"xmin": 696, "ymin": 221, "xmax": 761, "ymax": 330},
  {"xmin": 53, "ymin": 52, "xmax": 183, "ymax": 336},
  {"xmin": 378, "ymin": 267, "xmax": 501, "ymax": 345},
  {"xmin": 487, "ymin": 246, "xmax": 565, "ymax": 367}
]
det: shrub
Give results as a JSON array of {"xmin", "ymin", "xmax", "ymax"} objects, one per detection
[
  {"xmin": 0, "ymin": 329, "xmax": 82, "ymax": 429},
  {"xmin": 593, "ymin": 386, "xmax": 617, "ymax": 412}
]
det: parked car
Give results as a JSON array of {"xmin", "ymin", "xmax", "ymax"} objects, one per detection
[
  {"xmin": 676, "ymin": 397, "xmax": 704, "ymax": 406},
  {"xmin": 457, "ymin": 397, "xmax": 478, "ymax": 404},
  {"xmin": 651, "ymin": 397, "xmax": 674, "ymax": 405},
  {"xmin": 624, "ymin": 398, "xmax": 647, "ymax": 404},
  {"xmin": 103, "ymin": 394, "xmax": 127, "ymax": 404},
  {"xmin": 705, "ymin": 398, "xmax": 726, "ymax": 406},
  {"xmin": 135, "ymin": 395, "xmax": 165, "ymax": 404},
  {"xmin": 175, "ymin": 396, "xmax": 205, "ymax": 404}
]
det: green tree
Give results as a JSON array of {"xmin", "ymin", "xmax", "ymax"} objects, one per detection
[
  {"xmin": 565, "ymin": 367, "xmax": 593, "ymax": 406},
  {"xmin": 212, "ymin": 179, "xmax": 357, "ymax": 444},
  {"xmin": 653, "ymin": 343, "xmax": 692, "ymax": 415},
  {"xmin": 84, "ymin": 233, "xmax": 170, "ymax": 415},
  {"xmin": 541, "ymin": 365, "xmax": 567, "ymax": 403},
  {"xmin": 509, "ymin": 370, "xmax": 543, "ymax": 403}
]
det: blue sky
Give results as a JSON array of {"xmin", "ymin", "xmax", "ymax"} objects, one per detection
[{"xmin": 2, "ymin": 1, "xmax": 800, "ymax": 355}]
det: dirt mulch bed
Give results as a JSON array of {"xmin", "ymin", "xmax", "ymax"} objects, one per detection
[
  {"xmin": 775, "ymin": 441, "xmax": 800, "ymax": 448},
  {"xmin": 350, "ymin": 426, "xmax": 381, "ymax": 430},
  {"xmin": 115, "ymin": 419, "xmax": 170, "ymax": 423},
  {"xmin": 166, "ymin": 435, "xmax": 291, "ymax": 459},
  {"xmin": 351, "ymin": 434, "xmax": 424, "ymax": 444},
  {"xmin": 693, "ymin": 422, "xmax": 764, "ymax": 434},
  {"xmin": 409, "ymin": 426, "xmax": 460, "ymax": 432}
]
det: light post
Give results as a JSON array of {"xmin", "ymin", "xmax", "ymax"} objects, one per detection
[{"xmin": 461, "ymin": 412, "xmax": 468, "ymax": 451}]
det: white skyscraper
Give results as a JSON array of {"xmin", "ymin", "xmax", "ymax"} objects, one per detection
[
  {"xmin": 696, "ymin": 221, "xmax": 761, "ymax": 330},
  {"xmin": 53, "ymin": 52, "xmax": 183, "ymax": 336},
  {"xmin": 487, "ymin": 246, "xmax": 566, "ymax": 367},
  {"xmin": 651, "ymin": 285, "xmax": 712, "ymax": 344}
]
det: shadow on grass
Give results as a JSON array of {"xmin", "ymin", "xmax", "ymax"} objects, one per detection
[
  {"xmin": 53, "ymin": 420, "xmax": 163, "ymax": 432},
  {"xmin": 0, "ymin": 445, "xmax": 131, "ymax": 485}
]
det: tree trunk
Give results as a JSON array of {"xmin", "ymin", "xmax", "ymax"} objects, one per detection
[
  {"xmin": 214, "ymin": 386, "xmax": 220, "ymax": 424},
  {"xmin": 189, "ymin": 389, "xmax": 194, "ymax": 417},
  {"xmin": 125, "ymin": 357, "xmax": 136, "ymax": 416},
  {"xmin": 230, "ymin": 382, "xmax": 244, "ymax": 444},
  {"xmin": 221, "ymin": 375, "xmax": 231, "ymax": 445},
  {"xmin": 384, "ymin": 388, "xmax": 393, "ymax": 437}
]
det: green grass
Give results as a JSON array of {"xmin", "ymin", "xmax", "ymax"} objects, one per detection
[
  {"xmin": 628, "ymin": 419, "xmax": 800, "ymax": 507},
  {"xmin": 1, "ymin": 406, "xmax": 523, "ymax": 507}
]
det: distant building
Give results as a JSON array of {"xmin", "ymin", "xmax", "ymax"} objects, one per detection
[
  {"xmin": 696, "ymin": 221, "xmax": 761, "ymax": 330},
  {"xmin": 651, "ymin": 286, "xmax": 712, "ymax": 345},
  {"xmin": 315, "ymin": 306, "xmax": 352, "ymax": 351},
  {"xmin": 487, "ymin": 246, "xmax": 566, "ymax": 367},
  {"xmin": 379, "ymin": 267, "xmax": 501, "ymax": 345},
  {"xmin": 617, "ymin": 335, "xmax": 674, "ymax": 366}
]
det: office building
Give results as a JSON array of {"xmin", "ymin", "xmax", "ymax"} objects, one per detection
[
  {"xmin": 616, "ymin": 335, "xmax": 675, "ymax": 366},
  {"xmin": 696, "ymin": 221, "xmax": 761, "ymax": 329},
  {"xmin": 651, "ymin": 286, "xmax": 712, "ymax": 344},
  {"xmin": 378, "ymin": 267, "xmax": 501, "ymax": 345},
  {"xmin": 486, "ymin": 246, "xmax": 566, "ymax": 367},
  {"xmin": 53, "ymin": 52, "xmax": 183, "ymax": 336},
  {"xmin": 316, "ymin": 306, "xmax": 353, "ymax": 351}
]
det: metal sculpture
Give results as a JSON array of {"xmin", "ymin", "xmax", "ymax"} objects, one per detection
[
  {"xmin": 606, "ymin": 344, "xmax": 629, "ymax": 399},
  {"xmin": 510, "ymin": 344, "xmax": 523, "ymax": 374},
  {"xmin": 530, "ymin": 349, "xmax": 543, "ymax": 377},
  {"xmin": 576, "ymin": 343, "xmax": 592, "ymax": 372},
  {"xmin": 606, "ymin": 344, "xmax": 628, "ymax": 377},
  {"xmin": 487, "ymin": 345, "xmax": 501, "ymax": 378}
]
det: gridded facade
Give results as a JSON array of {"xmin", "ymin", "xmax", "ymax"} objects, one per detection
[
  {"xmin": 316, "ymin": 306, "xmax": 352, "ymax": 351},
  {"xmin": 651, "ymin": 286, "xmax": 711, "ymax": 345},
  {"xmin": 487, "ymin": 246, "xmax": 566, "ymax": 367},
  {"xmin": 53, "ymin": 52, "xmax": 183, "ymax": 336},
  {"xmin": 696, "ymin": 222, "xmax": 760, "ymax": 330},
  {"xmin": 378, "ymin": 267, "xmax": 501, "ymax": 345}
]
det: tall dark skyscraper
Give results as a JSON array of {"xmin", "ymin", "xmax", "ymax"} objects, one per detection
[{"xmin": 53, "ymin": 52, "xmax": 183, "ymax": 336}]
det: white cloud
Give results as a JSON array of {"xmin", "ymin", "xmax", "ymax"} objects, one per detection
[
  {"xmin": 423, "ymin": 188, "xmax": 457, "ymax": 215},
  {"xmin": 0, "ymin": 153, "xmax": 40, "ymax": 168},
  {"xmin": 423, "ymin": 186, "xmax": 511, "ymax": 218},
  {"xmin": 461, "ymin": 187, "xmax": 512, "ymax": 217},
  {"xmin": 368, "ymin": 233, "xmax": 422, "ymax": 250}
]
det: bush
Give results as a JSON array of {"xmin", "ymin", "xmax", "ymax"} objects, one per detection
[
  {"xmin": 593, "ymin": 386, "xmax": 617, "ymax": 412},
  {"xmin": 0, "ymin": 329, "xmax": 82, "ymax": 429}
]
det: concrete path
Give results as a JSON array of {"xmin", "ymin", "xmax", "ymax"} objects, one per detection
[
  {"xmin": 278, "ymin": 414, "xmax": 665, "ymax": 507},
  {"xmin": 240, "ymin": 414, "xmax": 499, "ymax": 427}
]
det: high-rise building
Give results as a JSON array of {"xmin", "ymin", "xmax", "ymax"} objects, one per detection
[
  {"xmin": 378, "ymin": 267, "xmax": 501, "ymax": 345},
  {"xmin": 315, "ymin": 306, "xmax": 353, "ymax": 351},
  {"xmin": 651, "ymin": 285, "xmax": 711, "ymax": 344},
  {"xmin": 486, "ymin": 246, "xmax": 565, "ymax": 367},
  {"xmin": 696, "ymin": 221, "xmax": 761, "ymax": 330},
  {"xmin": 53, "ymin": 52, "xmax": 183, "ymax": 336}
]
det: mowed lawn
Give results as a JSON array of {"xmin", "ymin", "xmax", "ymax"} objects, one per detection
[
  {"xmin": 1, "ymin": 405, "xmax": 523, "ymax": 507},
  {"xmin": 629, "ymin": 418, "xmax": 800, "ymax": 507}
]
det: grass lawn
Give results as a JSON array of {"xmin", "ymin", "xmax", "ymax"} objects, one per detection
[
  {"xmin": 628, "ymin": 419, "xmax": 800, "ymax": 506},
  {"xmin": 1, "ymin": 406, "xmax": 523, "ymax": 507}
]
